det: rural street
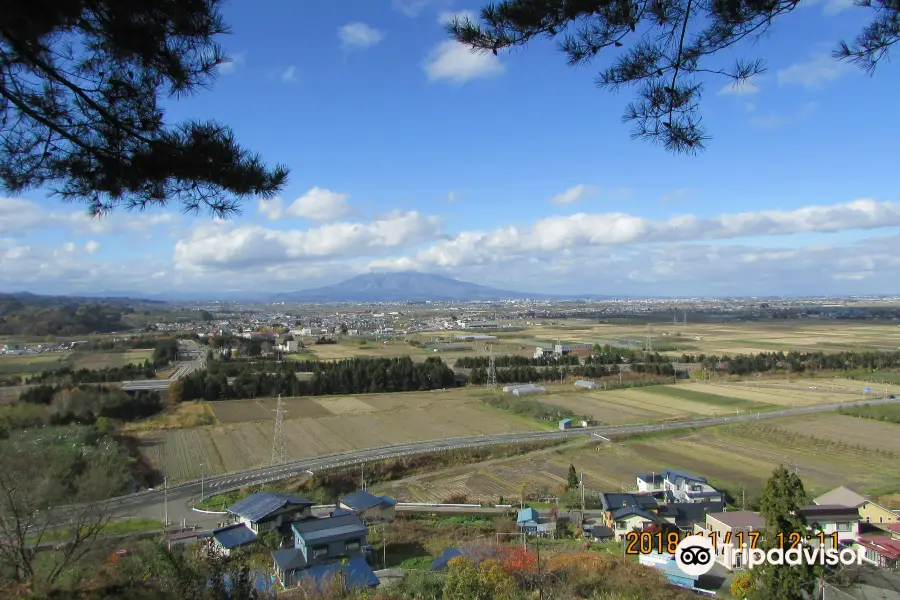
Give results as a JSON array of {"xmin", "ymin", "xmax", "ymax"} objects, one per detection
[{"xmin": 108, "ymin": 394, "xmax": 900, "ymax": 529}]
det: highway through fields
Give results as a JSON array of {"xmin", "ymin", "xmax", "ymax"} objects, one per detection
[
  {"xmin": 121, "ymin": 339, "xmax": 206, "ymax": 391},
  {"xmin": 106, "ymin": 394, "xmax": 900, "ymax": 528}
]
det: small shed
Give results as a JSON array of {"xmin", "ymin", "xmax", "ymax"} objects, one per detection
[{"xmin": 559, "ymin": 418, "xmax": 572, "ymax": 430}]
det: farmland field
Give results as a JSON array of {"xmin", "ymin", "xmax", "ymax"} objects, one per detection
[
  {"xmin": 373, "ymin": 412, "xmax": 900, "ymax": 506},
  {"xmin": 137, "ymin": 388, "xmax": 545, "ymax": 481},
  {"xmin": 489, "ymin": 321, "xmax": 900, "ymax": 355},
  {"xmin": 0, "ymin": 348, "xmax": 154, "ymax": 376}
]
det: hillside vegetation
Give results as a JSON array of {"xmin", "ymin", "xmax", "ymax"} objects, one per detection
[{"xmin": 0, "ymin": 294, "xmax": 154, "ymax": 336}]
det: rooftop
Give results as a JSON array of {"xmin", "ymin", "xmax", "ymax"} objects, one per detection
[
  {"xmin": 298, "ymin": 556, "xmax": 380, "ymax": 589},
  {"xmin": 212, "ymin": 523, "xmax": 257, "ymax": 550},
  {"xmin": 227, "ymin": 491, "xmax": 315, "ymax": 523},
  {"xmin": 856, "ymin": 537, "xmax": 900, "ymax": 560},
  {"xmin": 340, "ymin": 490, "xmax": 396, "ymax": 511},
  {"xmin": 272, "ymin": 547, "xmax": 308, "ymax": 571},
  {"xmin": 298, "ymin": 523, "xmax": 368, "ymax": 544},
  {"xmin": 800, "ymin": 505, "xmax": 861, "ymax": 522},
  {"xmin": 601, "ymin": 493, "xmax": 659, "ymax": 512},
  {"xmin": 813, "ymin": 486, "xmax": 867, "ymax": 508},
  {"xmin": 707, "ymin": 511, "xmax": 766, "ymax": 529}
]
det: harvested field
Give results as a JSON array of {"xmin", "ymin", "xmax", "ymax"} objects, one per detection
[
  {"xmin": 537, "ymin": 392, "xmax": 666, "ymax": 424},
  {"xmin": 374, "ymin": 412, "xmax": 900, "ymax": 505},
  {"xmin": 644, "ymin": 385, "xmax": 774, "ymax": 411},
  {"xmin": 137, "ymin": 390, "xmax": 542, "ymax": 481},
  {"xmin": 0, "ymin": 352, "xmax": 72, "ymax": 375},
  {"xmin": 315, "ymin": 396, "xmax": 376, "ymax": 415},
  {"xmin": 72, "ymin": 349, "xmax": 154, "ymax": 369}
]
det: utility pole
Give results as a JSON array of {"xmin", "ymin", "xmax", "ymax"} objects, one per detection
[
  {"xmin": 580, "ymin": 472, "xmax": 585, "ymax": 514},
  {"xmin": 164, "ymin": 476, "xmax": 169, "ymax": 526},
  {"xmin": 361, "ymin": 463, "xmax": 365, "ymax": 491},
  {"xmin": 200, "ymin": 463, "xmax": 205, "ymax": 502},
  {"xmin": 742, "ymin": 486, "xmax": 746, "ymax": 511}
]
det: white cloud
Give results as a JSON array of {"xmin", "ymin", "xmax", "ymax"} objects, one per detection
[
  {"xmin": 660, "ymin": 188, "xmax": 690, "ymax": 203},
  {"xmin": 84, "ymin": 240, "xmax": 100, "ymax": 254},
  {"xmin": 718, "ymin": 78, "xmax": 760, "ymax": 96},
  {"xmin": 424, "ymin": 40, "xmax": 504, "ymax": 83},
  {"xmin": 378, "ymin": 199, "xmax": 900, "ymax": 270},
  {"xmin": 0, "ymin": 197, "xmax": 180, "ymax": 236},
  {"xmin": 338, "ymin": 23, "xmax": 385, "ymax": 50},
  {"xmin": 285, "ymin": 188, "xmax": 352, "ymax": 221},
  {"xmin": 393, "ymin": 0, "xmax": 434, "ymax": 17},
  {"xmin": 173, "ymin": 211, "xmax": 443, "ymax": 272},
  {"xmin": 220, "ymin": 53, "xmax": 246, "ymax": 74},
  {"xmin": 777, "ymin": 53, "xmax": 850, "ymax": 88},
  {"xmin": 446, "ymin": 191, "xmax": 457, "ymax": 202},
  {"xmin": 281, "ymin": 66, "xmax": 297, "ymax": 83},
  {"xmin": 550, "ymin": 184, "xmax": 601, "ymax": 205},
  {"xmin": 438, "ymin": 10, "xmax": 477, "ymax": 25},
  {"xmin": 258, "ymin": 197, "xmax": 284, "ymax": 221}
]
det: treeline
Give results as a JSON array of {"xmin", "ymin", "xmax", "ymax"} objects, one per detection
[
  {"xmin": 456, "ymin": 347, "xmax": 673, "ymax": 369},
  {"xmin": 0, "ymin": 295, "xmax": 133, "ymax": 335},
  {"xmin": 2, "ymin": 386, "xmax": 163, "ymax": 436},
  {"xmin": 467, "ymin": 362, "xmax": 673, "ymax": 384},
  {"xmin": 177, "ymin": 356, "xmax": 457, "ymax": 401},
  {"xmin": 681, "ymin": 350, "xmax": 900, "ymax": 375}
]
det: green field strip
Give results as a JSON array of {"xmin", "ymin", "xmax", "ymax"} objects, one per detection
[{"xmin": 642, "ymin": 385, "xmax": 777, "ymax": 411}]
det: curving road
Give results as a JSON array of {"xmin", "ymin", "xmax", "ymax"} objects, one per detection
[{"xmin": 108, "ymin": 394, "xmax": 900, "ymax": 527}]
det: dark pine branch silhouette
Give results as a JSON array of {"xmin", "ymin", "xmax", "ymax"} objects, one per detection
[{"xmin": 0, "ymin": 0, "xmax": 288, "ymax": 217}]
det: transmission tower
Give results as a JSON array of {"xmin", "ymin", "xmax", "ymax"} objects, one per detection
[
  {"xmin": 486, "ymin": 346, "xmax": 498, "ymax": 389},
  {"xmin": 271, "ymin": 394, "xmax": 287, "ymax": 465}
]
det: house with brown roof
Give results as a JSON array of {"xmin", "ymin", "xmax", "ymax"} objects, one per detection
[
  {"xmin": 694, "ymin": 511, "xmax": 765, "ymax": 571},
  {"xmin": 814, "ymin": 486, "xmax": 898, "ymax": 526},
  {"xmin": 799, "ymin": 505, "xmax": 860, "ymax": 547},
  {"xmin": 856, "ymin": 537, "xmax": 900, "ymax": 569}
]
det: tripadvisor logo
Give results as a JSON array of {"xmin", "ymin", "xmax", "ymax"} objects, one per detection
[{"xmin": 674, "ymin": 534, "xmax": 865, "ymax": 576}]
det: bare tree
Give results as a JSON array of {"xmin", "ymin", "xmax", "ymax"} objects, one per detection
[{"xmin": 0, "ymin": 432, "xmax": 124, "ymax": 589}]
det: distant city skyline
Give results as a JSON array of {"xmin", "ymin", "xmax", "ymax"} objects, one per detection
[{"xmin": 2, "ymin": 1, "xmax": 899, "ymax": 297}]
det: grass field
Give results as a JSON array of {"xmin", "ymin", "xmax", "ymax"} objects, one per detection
[
  {"xmin": 486, "ymin": 321, "xmax": 900, "ymax": 356},
  {"xmin": 136, "ymin": 388, "xmax": 547, "ymax": 481},
  {"xmin": 373, "ymin": 412, "xmax": 900, "ymax": 507},
  {"xmin": 0, "ymin": 349, "xmax": 154, "ymax": 376}
]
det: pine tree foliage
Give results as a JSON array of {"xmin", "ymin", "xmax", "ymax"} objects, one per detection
[
  {"xmin": 449, "ymin": 0, "xmax": 899, "ymax": 154},
  {"xmin": 0, "ymin": 0, "xmax": 288, "ymax": 217}
]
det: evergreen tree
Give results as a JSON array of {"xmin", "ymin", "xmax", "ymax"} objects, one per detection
[
  {"xmin": 567, "ymin": 464, "xmax": 579, "ymax": 490},
  {"xmin": 2, "ymin": 0, "xmax": 287, "ymax": 216},
  {"xmin": 448, "ymin": 0, "xmax": 897, "ymax": 154},
  {"xmin": 754, "ymin": 465, "xmax": 819, "ymax": 600}
]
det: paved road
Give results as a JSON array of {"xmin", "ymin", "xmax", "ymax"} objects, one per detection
[
  {"xmin": 107, "ymin": 394, "xmax": 900, "ymax": 527},
  {"xmin": 122, "ymin": 340, "xmax": 206, "ymax": 391}
]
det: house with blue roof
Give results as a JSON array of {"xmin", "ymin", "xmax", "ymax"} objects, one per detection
[
  {"xmin": 516, "ymin": 507, "xmax": 555, "ymax": 536},
  {"xmin": 271, "ymin": 513, "xmax": 377, "ymax": 589},
  {"xmin": 227, "ymin": 492, "xmax": 315, "ymax": 536},
  {"xmin": 210, "ymin": 523, "xmax": 258, "ymax": 557},
  {"xmin": 636, "ymin": 469, "xmax": 723, "ymax": 504},
  {"xmin": 337, "ymin": 490, "xmax": 397, "ymax": 524}
]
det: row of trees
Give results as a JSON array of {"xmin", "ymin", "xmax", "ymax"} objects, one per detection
[
  {"xmin": 681, "ymin": 349, "xmax": 900, "ymax": 375},
  {"xmin": 175, "ymin": 357, "xmax": 457, "ymax": 401},
  {"xmin": 3, "ymin": 386, "xmax": 164, "ymax": 435}
]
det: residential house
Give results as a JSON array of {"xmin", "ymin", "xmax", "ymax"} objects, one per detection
[
  {"xmin": 856, "ymin": 537, "xmax": 900, "ymax": 569},
  {"xmin": 226, "ymin": 492, "xmax": 315, "ymax": 535},
  {"xmin": 694, "ymin": 511, "xmax": 765, "ymax": 571},
  {"xmin": 209, "ymin": 523, "xmax": 258, "ymax": 557},
  {"xmin": 569, "ymin": 348, "xmax": 593, "ymax": 364},
  {"xmin": 814, "ymin": 486, "xmax": 898, "ymax": 526},
  {"xmin": 599, "ymin": 493, "xmax": 660, "ymax": 540},
  {"xmin": 581, "ymin": 520, "xmax": 614, "ymax": 541},
  {"xmin": 517, "ymin": 507, "xmax": 555, "ymax": 536},
  {"xmin": 799, "ymin": 505, "xmax": 860, "ymax": 546},
  {"xmin": 335, "ymin": 490, "xmax": 397, "ymax": 524},
  {"xmin": 271, "ymin": 514, "xmax": 376, "ymax": 589},
  {"xmin": 657, "ymin": 501, "xmax": 726, "ymax": 532},
  {"xmin": 534, "ymin": 347, "xmax": 553, "ymax": 359},
  {"xmin": 636, "ymin": 469, "xmax": 724, "ymax": 503},
  {"xmin": 279, "ymin": 340, "xmax": 300, "ymax": 353}
]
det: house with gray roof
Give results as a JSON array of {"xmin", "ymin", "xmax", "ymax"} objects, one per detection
[
  {"xmin": 337, "ymin": 490, "xmax": 397, "ymax": 524},
  {"xmin": 226, "ymin": 491, "xmax": 315, "ymax": 534},
  {"xmin": 271, "ymin": 513, "xmax": 376, "ymax": 589}
]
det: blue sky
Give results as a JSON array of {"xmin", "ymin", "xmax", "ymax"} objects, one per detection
[{"xmin": 2, "ymin": 0, "xmax": 899, "ymax": 297}]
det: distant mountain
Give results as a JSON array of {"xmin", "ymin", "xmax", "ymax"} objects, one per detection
[{"xmin": 271, "ymin": 272, "xmax": 551, "ymax": 302}]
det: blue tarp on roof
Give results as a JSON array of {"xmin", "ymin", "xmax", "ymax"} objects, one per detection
[
  {"xmin": 213, "ymin": 524, "xmax": 257, "ymax": 550},
  {"xmin": 517, "ymin": 507, "xmax": 540, "ymax": 524},
  {"xmin": 298, "ymin": 556, "xmax": 380, "ymax": 589},
  {"xmin": 227, "ymin": 492, "xmax": 314, "ymax": 523},
  {"xmin": 431, "ymin": 547, "xmax": 464, "ymax": 571},
  {"xmin": 340, "ymin": 490, "xmax": 395, "ymax": 511}
]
